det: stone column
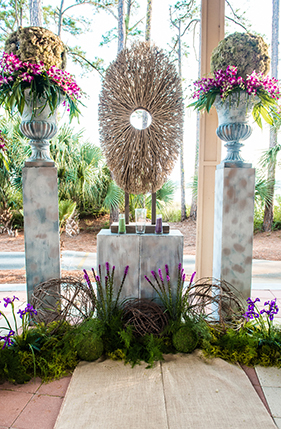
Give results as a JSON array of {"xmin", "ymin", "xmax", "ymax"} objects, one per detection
[
  {"xmin": 212, "ymin": 166, "xmax": 255, "ymax": 300},
  {"xmin": 195, "ymin": 0, "xmax": 225, "ymax": 279},
  {"xmin": 23, "ymin": 166, "xmax": 60, "ymax": 302}
]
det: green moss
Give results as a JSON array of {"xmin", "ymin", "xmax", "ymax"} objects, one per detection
[
  {"xmin": 5, "ymin": 26, "xmax": 67, "ymax": 70},
  {"xmin": 211, "ymin": 32, "xmax": 270, "ymax": 79},
  {"xmin": 76, "ymin": 336, "xmax": 104, "ymax": 362},
  {"xmin": 172, "ymin": 326, "xmax": 198, "ymax": 353}
]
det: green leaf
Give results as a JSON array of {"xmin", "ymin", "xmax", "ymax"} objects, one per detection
[
  {"xmin": 252, "ymin": 104, "xmax": 262, "ymax": 129},
  {"xmin": 259, "ymin": 105, "xmax": 274, "ymax": 125}
]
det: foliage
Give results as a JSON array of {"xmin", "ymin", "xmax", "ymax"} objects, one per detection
[
  {"xmin": 0, "ymin": 115, "xmax": 28, "ymax": 214},
  {"xmin": 189, "ymin": 65, "xmax": 281, "ymax": 128},
  {"xmin": 203, "ymin": 296, "xmax": 281, "ymax": 367},
  {"xmin": 0, "ymin": 52, "xmax": 82, "ymax": 121},
  {"xmin": 144, "ymin": 263, "xmax": 195, "ymax": 322},
  {"xmin": 161, "ymin": 202, "xmax": 182, "ymax": 222},
  {"xmin": 83, "ymin": 263, "xmax": 129, "ymax": 325},
  {"xmin": 253, "ymin": 204, "xmax": 264, "ymax": 232},
  {"xmin": 129, "ymin": 180, "xmax": 177, "ymax": 221},
  {"xmin": 59, "ymin": 200, "xmax": 77, "ymax": 234},
  {"xmin": 273, "ymin": 196, "xmax": 281, "ymax": 229},
  {"xmin": 50, "ymin": 125, "xmax": 118, "ymax": 215},
  {"xmin": 0, "ymin": 298, "xmax": 78, "ymax": 383}
]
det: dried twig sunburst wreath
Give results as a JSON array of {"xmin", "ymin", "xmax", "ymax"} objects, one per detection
[{"xmin": 99, "ymin": 42, "xmax": 184, "ymax": 194}]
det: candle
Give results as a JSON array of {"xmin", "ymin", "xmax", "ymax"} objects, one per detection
[
  {"xmin": 155, "ymin": 214, "xmax": 163, "ymax": 234},
  {"xmin": 118, "ymin": 214, "xmax": 126, "ymax": 234}
]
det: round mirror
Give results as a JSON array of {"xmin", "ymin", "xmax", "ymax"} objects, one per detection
[{"xmin": 130, "ymin": 109, "xmax": 152, "ymax": 130}]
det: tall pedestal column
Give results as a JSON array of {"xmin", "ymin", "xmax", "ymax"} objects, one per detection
[
  {"xmin": 212, "ymin": 166, "xmax": 255, "ymax": 300},
  {"xmin": 23, "ymin": 166, "xmax": 60, "ymax": 302},
  {"xmin": 195, "ymin": 0, "xmax": 225, "ymax": 279}
]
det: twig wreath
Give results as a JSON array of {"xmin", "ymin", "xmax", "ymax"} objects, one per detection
[{"xmin": 99, "ymin": 42, "xmax": 184, "ymax": 194}]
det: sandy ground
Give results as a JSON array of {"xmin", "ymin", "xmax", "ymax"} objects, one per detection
[{"xmin": 0, "ymin": 216, "xmax": 280, "ymax": 283}]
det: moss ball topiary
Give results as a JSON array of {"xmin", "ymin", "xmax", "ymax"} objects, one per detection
[
  {"xmin": 76, "ymin": 336, "xmax": 104, "ymax": 362},
  {"xmin": 210, "ymin": 32, "xmax": 270, "ymax": 80},
  {"xmin": 5, "ymin": 26, "xmax": 67, "ymax": 70},
  {"xmin": 172, "ymin": 326, "xmax": 198, "ymax": 353}
]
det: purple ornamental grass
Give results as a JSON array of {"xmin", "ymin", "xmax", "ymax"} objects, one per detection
[
  {"xmin": 83, "ymin": 269, "xmax": 92, "ymax": 289},
  {"xmin": 124, "ymin": 265, "xmax": 129, "ymax": 277},
  {"xmin": 189, "ymin": 271, "xmax": 196, "ymax": 285},
  {"xmin": 158, "ymin": 269, "xmax": 164, "ymax": 283},
  {"xmin": 165, "ymin": 264, "xmax": 169, "ymax": 276}
]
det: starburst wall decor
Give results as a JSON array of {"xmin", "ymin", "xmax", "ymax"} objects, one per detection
[{"xmin": 99, "ymin": 42, "xmax": 184, "ymax": 194}]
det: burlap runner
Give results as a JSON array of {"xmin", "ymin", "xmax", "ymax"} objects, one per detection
[{"xmin": 55, "ymin": 351, "xmax": 275, "ymax": 429}]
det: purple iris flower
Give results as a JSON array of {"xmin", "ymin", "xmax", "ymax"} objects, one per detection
[
  {"xmin": 18, "ymin": 304, "xmax": 37, "ymax": 319},
  {"xmin": 0, "ymin": 330, "xmax": 15, "ymax": 349},
  {"xmin": 3, "ymin": 296, "xmax": 19, "ymax": 308}
]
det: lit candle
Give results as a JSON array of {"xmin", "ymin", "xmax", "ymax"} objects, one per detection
[
  {"xmin": 118, "ymin": 214, "xmax": 126, "ymax": 234},
  {"xmin": 155, "ymin": 214, "xmax": 163, "ymax": 234}
]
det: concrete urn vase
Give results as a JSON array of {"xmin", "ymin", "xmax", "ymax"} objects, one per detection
[
  {"xmin": 214, "ymin": 92, "xmax": 255, "ymax": 167},
  {"xmin": 19, "ymin": 90, "xmax": 59, "ymax": 166}
]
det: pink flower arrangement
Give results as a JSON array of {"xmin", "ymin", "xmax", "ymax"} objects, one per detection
[
  {"xmin": 192, "ymin": 66, "xmax": 281, "ymax": 102},
  {"xmin": 190, "ymin": 65, "xmax": 281, "ymax": 127},
  {"xmin": 0, "ymin": 52, "xmax": 82, "ymax": 121}
]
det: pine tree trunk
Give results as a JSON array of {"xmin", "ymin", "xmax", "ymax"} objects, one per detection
[
  {"xmin": 29, "ymin": 0, "xmax": 43, "ymax": 26},
  {"xmin": 118, "ymin": 0, "xmax": 125, "ymax": 52},
  {"xmin": 190, "ymin": 111, "xmax": 200, "ymax": 220},
  {"xmin": 178, "ymin": 21, "xmax": 186, "ymax": 221},
  {"xmin": 263, "ymin": 0, "xmax": 279, "ymax": 232}
]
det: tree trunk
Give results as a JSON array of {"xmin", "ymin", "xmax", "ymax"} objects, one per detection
[
  {"xmin": 115, "ymin": 0, "xmax": 125, "ymax": 223},
  {"xmin": 118, "ymin": 0, "xmax": 125, "ymax": 53},
  {"xmin": 145, "ymin": 0, "xmax": 152, "ymax": 42},
  {"xmin": 178, "ymin": 21, "xmax": 186, "ymax": 221},
  {"xmin": 263, "ymin": 0, "xmax": 279, "ymax": 232},
  {"xmin": 189, "ymin": 111, "xmax": 200, "ymax": 219},
  {"xmin": 57, "ymin": 0, "xmax": 64, "ymax": 37},
  {"xmin": 29, "ymin": 0, "xmax": 43, "ymax": 26},
  {"xmin": 190, "ymin": 17, "xmax": 201, "ymax": 221}
]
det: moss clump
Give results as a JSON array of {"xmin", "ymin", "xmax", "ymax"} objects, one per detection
[
  {"xmin": 172, "ymin": 326, "xmax": 198, "ymax": 353},
  {"xmin": 76, "ymin": 336, "xmax": 104, "ymax": 362},
  {"xmin": 211, "ymin": 32, "xmax": 270, "ymax": 80},
  {"xmin": 5, "ymin": 26, "xmax": 67, "ymax": 70}
]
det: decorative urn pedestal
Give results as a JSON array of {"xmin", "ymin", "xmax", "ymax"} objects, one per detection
[
  {"xmin": 212, "ymin": 92, "xmax": 256, "ymax": 301},
  {"xmin": 19, "ymin": 92, "xmax": 59, "ymax": 166},
  {"xmin": 21, "ymin": 93, "xmax": 61, "ymax": 303},
  {"xmin": 214, "ymin": 92, "xmax": 255, "ymax": 168}
]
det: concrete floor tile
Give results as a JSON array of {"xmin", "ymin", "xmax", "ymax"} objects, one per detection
[
  {"xmin": 262, "ymin": 387, "xmax": 281, "ymax": 418},
  {"xmin": 13, "ymin": 394, "xmax": 63, "ymax": 429},
  {"xmin": 275, "ymin": 417, "xmax": 281, "ymax": 428},
  {"xmin": 251, "ymin": 290, "xmax": 276, "ymax": 299},
  {"xmin": 272, "ymin": 291, "xmax": 281, "ymax": 298},
  {"xmin": 0, "ymin": 378, "xmax": 42, "ymax": 394},
  {"xmin": 256, "ymin": 366, "xmax": 281, "ymax": 387},
  {"xmin": 37, "ymin": 376, "xmax": 71, "ymax": 397},
  {"xmin": 0, "ymin": 390, "xmax": 32, "ymax": 427}
]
